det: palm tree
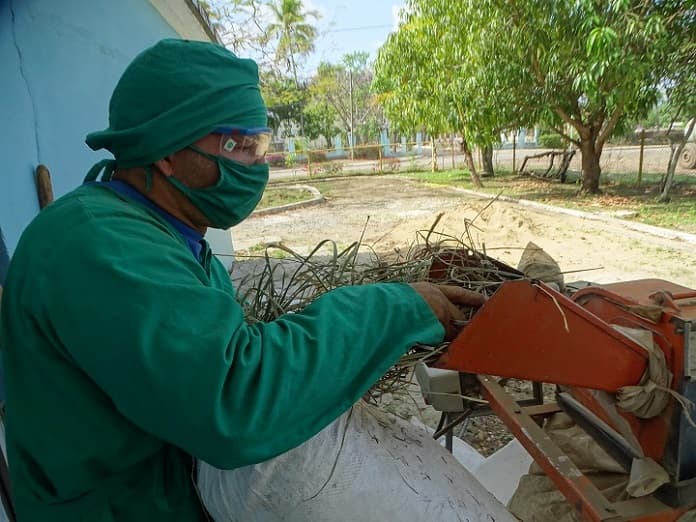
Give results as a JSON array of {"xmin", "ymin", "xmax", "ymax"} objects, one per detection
[{"xmin": 266, "ymin": 0, "xmax": 320, "ymax": 135}]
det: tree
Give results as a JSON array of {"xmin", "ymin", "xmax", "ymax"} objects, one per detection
[
  {"xmin": 342, "ymin": 52, "xmax": 384, "ymax": 144},
  {"xmin": 261, "ymin": 73, "xmax": 305, "ymax": 136},
  {"xmin": 303, "ymin": 101, "xmax": 339, "ymax": 146},
  {"xmin": 309, "ymin": 53, "xmax": 382, "ymax": 145},
  {"xmin": 656, "ymin": 1, "xmax": 696, "ymax": 201},
  {"xmin": 265, "ymin": 0, "xmax": 318, "ymax": 85},
  {"xmin": 200, "ymin": 0, "xmax": 272, "ymax": 67},
  {"xmin": 377, "ymin": 0, "xmax": 689, "ymax": 193},
  {"xmin": 374, "ymin": 7, "xmax": 497, "ymax": 186},
  {"xmin": 467, "ymin": 1, "xmax": 689, "ymax": 193},
  {"xmin": 264, "ymin": 0, "xmax": 320, "ymax": 136}
]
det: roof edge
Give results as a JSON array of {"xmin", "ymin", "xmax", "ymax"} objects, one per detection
[{"xmin": 184, "ymin": 0, "xmax": 221, "ymax": 43}]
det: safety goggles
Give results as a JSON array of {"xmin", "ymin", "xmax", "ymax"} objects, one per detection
[{"xmin": 213, "ymin": 127, "xmax": 272, "ymax": 165}]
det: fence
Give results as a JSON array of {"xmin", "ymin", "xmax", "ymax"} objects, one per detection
[
  {"xmin": 265, "ymin": 140, "xmax": 685, "ymax": 179},
  {"xmin": 493, "ymin": 144, "xmax": 686, "ymax": 178},
  {"xmin": 266, "ymin": 139, "xmax": 471, "ymax": 177}
]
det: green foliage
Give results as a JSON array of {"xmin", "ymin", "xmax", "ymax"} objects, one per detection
[
  {"xmin": 205, "ymin": 1, "xmax": 321, "ymax": 138},
  {"xmin": 257, "ymin": 186, "xmax": 313, "ymax": 210},
  {"xmin": 374, "ymin": 16, "xmax": 449, "ymax": 137},
  {"xmin": 293, "ymin": 138, "xmax": 308, "ymax": 153},
  {"xmin": 261, "ymin": 0, "xmax": 320, "ymax": 137},
  {"xmin": 374, "ymin": 3, "xmax": 516, "ymax": 146},
  {"xmin": 375, "ymin": 0, "xmax": 693, "ymax": 193},
  {"xmin": 302, "ymin": 102, "xmax": 339, "ymax": 145},
  {"xmin": 308, "ymin": 53, "xmax": 383, "ymax": 144},
  {"xmin": 639, "ymin": 98, "xmax": 680, "ymax": 130},
  {"xmin": 659, "ymin": 4, "xmax": 696, "ymax": 125},
  {"xmin": 262, "ymin": 74, "xmax": 305, "ymax": 134},
  {"xmin": 265, "ymin": 0, "xmax": 320, "ymax": 84},
  {"xmin": 538, "ymin": 132, "xmax": 565, "ymax": 149},
  {"xmin": 284, "ymin": 152, "xmax": 297, "ymax": 168}
]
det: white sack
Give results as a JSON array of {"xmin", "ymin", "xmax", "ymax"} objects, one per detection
[{"xmin": 197, "ymin": 401, "xmax": 514, "ymax": 522}]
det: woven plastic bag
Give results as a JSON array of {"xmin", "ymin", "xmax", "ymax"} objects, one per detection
[{"xmin": 197, "ymin": 400, "xmax": 514, "ymax": 522}]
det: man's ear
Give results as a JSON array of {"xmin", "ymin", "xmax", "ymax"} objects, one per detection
[{"xmin": 153, "ymin": 156, "xmax": 176, "ymax": 177}]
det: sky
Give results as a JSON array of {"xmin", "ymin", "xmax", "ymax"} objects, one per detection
[{"xmin": 300, "ymin": 0, "xmax": 405, "ymax": 75}]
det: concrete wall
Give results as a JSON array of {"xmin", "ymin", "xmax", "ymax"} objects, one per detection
[{"xmin": 0, "ymin": 0, "xmax": 214, "ymax": 256}]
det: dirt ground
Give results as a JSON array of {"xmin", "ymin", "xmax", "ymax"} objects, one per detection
[
  {"xmin": 233, "ymin": 176, "xmax": 696, "ymax": 288},
  {"xmin": 230, "ymin": 176, "xmax": 696, "ymax": 455}
]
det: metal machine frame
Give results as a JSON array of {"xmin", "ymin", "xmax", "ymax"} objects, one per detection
[{"xmin": 438, "ymin": 279, "xmax": 696, "ymax": 522}]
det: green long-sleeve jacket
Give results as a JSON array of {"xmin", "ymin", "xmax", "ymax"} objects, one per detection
[{"xmin": 0, "ymin": 183, "xmax": 444, "ymax": 521}]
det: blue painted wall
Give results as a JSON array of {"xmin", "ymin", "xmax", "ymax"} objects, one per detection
[
  {"xmin": 0, "ymin": 0, "xmax": 180, "ymax": 255},
  {"xmin": 0, "ymin": 227, "xmax": 9, "ymax": 287}
]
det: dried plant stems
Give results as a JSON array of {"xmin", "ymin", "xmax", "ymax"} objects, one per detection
[{"xmin": 233, "ymin": 216, "xmax": 525, "ymax": 401}]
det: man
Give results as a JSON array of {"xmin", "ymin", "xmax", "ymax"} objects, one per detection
[{"xmin": 0, "ymin": 39, "xmax": 483, "ymax": 521}]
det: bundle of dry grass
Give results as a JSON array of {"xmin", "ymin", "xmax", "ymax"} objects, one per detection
[{"xmin": 232, "ymin": 215, "xmax": 525, "ymax": 400}]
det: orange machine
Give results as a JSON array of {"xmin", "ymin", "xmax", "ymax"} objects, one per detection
[{"xmin": 438, "ymin": 278, "xmax": 696, "ymax": 522}]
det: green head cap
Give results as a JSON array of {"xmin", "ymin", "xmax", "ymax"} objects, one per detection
[{"xmin": 86, "ymin": 39, "xmax": 267, "ymax": 168}]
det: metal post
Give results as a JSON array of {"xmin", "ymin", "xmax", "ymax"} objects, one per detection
[
  {"xmin": 307, "ymin": 147, "xmax": 312, "ymax": 177},
  {"xmin": 349, "ymin": 69, "xmax": 355, "ymax": 161},
  {"xmin": 378, "ymin": 144, "xmax": 383, "ymax": 174},
  {"xmin": 451, "ymin": 135, "xmax": 455, "ymax": 169},
  {"xmin": 512, "ymin": 131, "xmax": 517, "ymax": 174}
]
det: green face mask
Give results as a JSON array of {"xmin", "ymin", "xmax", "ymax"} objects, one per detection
[{"xmin": 168, "ymin": 146, "xmax": 269, "ymax": 229}]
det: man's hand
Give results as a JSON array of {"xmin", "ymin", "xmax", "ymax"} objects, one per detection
[{"xmin": 410, "ymin": 282, "xmax": 486, "ymax": 340}]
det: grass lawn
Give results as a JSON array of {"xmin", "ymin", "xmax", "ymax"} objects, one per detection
[
  {"xmin": 257, "ymin": 186, "xmax": 315, "ymax": 210},
  {"xmin": 403, "ymin": 169, "xmax": 696, "ymax": 233},
  {"xmin": 267, "ymin": 177, "xmax": 362, "ymax": 200}
]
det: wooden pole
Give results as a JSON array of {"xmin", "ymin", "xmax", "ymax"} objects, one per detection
[
  {"xmin": 637, "ymin": 130, "xmax": 645, "ymax": 187},
  {"xmin": 35, "ymin": 164, "xmax": 54, "ymax": 209}
]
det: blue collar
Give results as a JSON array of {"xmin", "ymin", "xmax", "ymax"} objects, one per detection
[{"xmin": 97, "ymin": 180, "xmax": 204, "ymax": 260}]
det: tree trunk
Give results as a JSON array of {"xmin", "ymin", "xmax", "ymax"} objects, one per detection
[
  {"xmin": 482, "ymin": 145, "xmax": 494, "ymax": 177},
  {"xmin": 658, "ymin": 143, "xmax": 681, "ymax": 202},
  {"xmin": 431, "ymin": 136, "xmax": 437, "ymax": 172},
  {"xmin": 462, "ymin": 139, "xmax": 483, "ymax": 188},
  {"xmin": 289, "ymin": 53, "xmax": 305, "ymax": 138},
  {"xmin": 579, "ymin": 137, "xmax": 602, "ymax": 194},
  {"xmin": 658, "ymin": 118, "xmax": 696, "ymax": 203}
]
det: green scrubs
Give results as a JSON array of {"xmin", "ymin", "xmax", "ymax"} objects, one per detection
[{"xmin": 0, "ymin": 183, "xmax": 444, "ymax": 521}]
